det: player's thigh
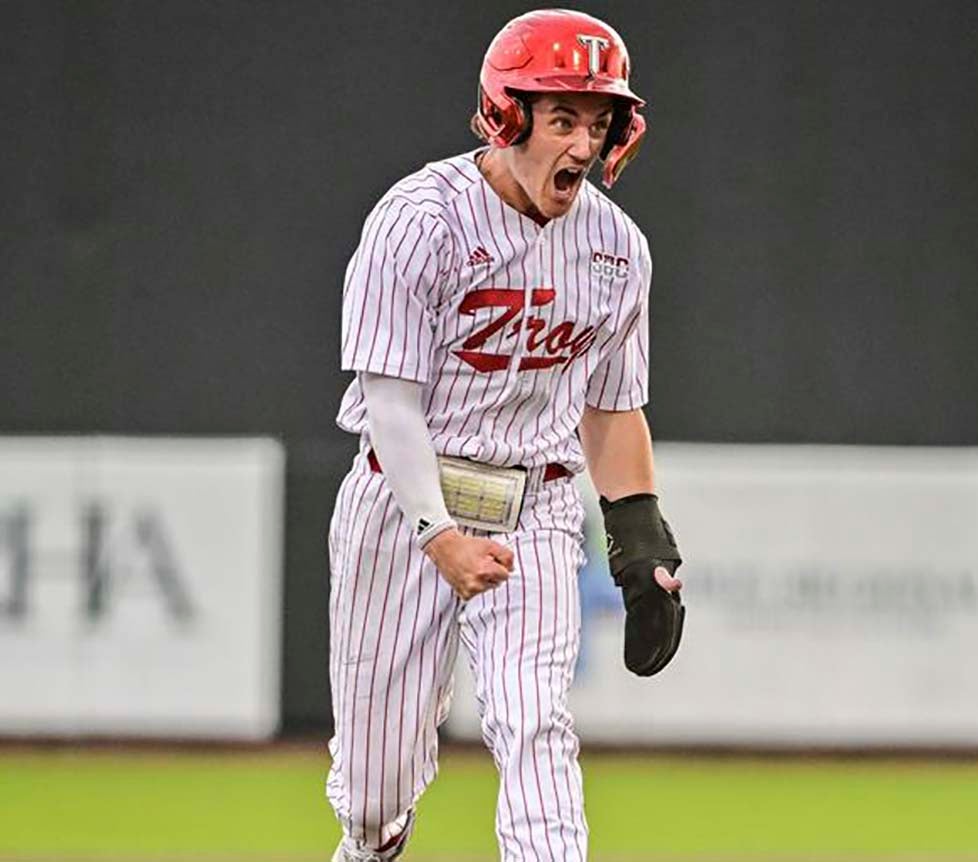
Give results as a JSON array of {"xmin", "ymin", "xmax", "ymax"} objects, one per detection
[
  {"xmin": 328, "ymin": 469, "xmax": 460, "ymax": 813},
  {"xmin": 461, "ymin": 526, "xmax": 584, "ymax": 700},
  {"xmin": 329, "ymin": 469, "xmax": 456, "ymax": 687}
]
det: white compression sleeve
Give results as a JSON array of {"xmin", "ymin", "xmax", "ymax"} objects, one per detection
[{"xmin": 360, "ymin": 371, "xmax": 456, "ymax": 548}]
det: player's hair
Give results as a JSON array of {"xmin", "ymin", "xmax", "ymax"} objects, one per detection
[
  {"xmin": 470, "ymin": 91, "xmax": 538, "ymax": 144},
  {"xmin": 470, "ymin": 111, "xmax": 489, "ymax": 143}
]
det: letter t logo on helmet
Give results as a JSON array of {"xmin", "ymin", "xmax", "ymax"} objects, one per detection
[
  {"xmin": 577, "ymin": 34, "xmax": 610, "ymax": 78},
  {"xmin": 475, "ymin": 9, "xmax": 648, "ymax": 188}
]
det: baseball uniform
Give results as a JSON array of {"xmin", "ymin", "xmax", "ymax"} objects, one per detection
[{"xmin": 328, "ymin": 149, "xmax": 651, "ymax": 861}]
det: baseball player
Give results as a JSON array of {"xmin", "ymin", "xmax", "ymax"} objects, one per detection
[{"xmin": 327, "ymin": 10, "xmax": 684, "ymax": 862}]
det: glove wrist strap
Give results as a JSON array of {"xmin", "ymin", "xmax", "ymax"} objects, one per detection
[{"xmin": 600, "ymin": 493, "xmax": 681, "ymax": 583}]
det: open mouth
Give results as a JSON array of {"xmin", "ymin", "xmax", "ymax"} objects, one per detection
[{"xmin": 553, "ymin": 166, "xmax": 584, "ymax": 196}]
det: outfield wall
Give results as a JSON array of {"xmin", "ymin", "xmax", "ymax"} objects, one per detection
[
  {"xmin": 3, "ymin": 1, "xmax": 976, "ymax": 747},
  {"xmin": 0, "ymin": 437, "xmax": 285, "ymax": 740},
  {"xmin": 446, "ymin": 444, "xmax": 978, "ymax": 748},
  {"xmin": 1, "ymin": 438, "xmax": 976, "ymax": 747}
]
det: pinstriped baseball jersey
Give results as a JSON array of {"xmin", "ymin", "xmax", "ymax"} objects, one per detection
[{"xmin": 337, "ymin": 148, "xmax": 651, "ymax": 470}]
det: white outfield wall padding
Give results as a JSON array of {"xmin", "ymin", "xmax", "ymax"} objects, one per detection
[
  {"xmin": 446, "ymin": 444, "xmax": 978, "ymax": 747},
  {"xmin": 0, "ymin": 437, "xmax": 285, "ymax": 740}
]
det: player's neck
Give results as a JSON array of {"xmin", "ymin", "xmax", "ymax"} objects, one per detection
[{"xmin": 476, "ymin": 148, "xmax": 549, "ymax": 227}]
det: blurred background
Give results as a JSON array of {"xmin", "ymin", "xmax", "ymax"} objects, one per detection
[{"xmin": 1, "ymin": 1, "xmax": 976, "ymax": 859}]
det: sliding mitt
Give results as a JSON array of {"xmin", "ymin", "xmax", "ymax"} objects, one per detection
[{"xmin": 600, "ymin": 493, "xmax": 684, "ymax": 676}]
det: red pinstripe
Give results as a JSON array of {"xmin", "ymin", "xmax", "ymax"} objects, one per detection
[
  {"xmin": 347, "ymin": 201, "xmax": 409, "ymax": 364},
  {"xmin": 388, "ymin": 529, "xmax": 414, "ymax": 817},
  {"xmin": 361, "ymin": 512, "xmax": 404, "ymax": 846},
  {"xmin": 534, "ymin": 534, "xmax": 572, "ymax": 860},
  {"xmin": 368, "ymin": 210, "xmax": 419, "ymax": 370},
  {"xmin": 348, "ymin": 495, "xmax": 394, "ymax": 839},
  {"xmin": 518, "ymin": 540, "xmax": 557, "ymax": 861}
]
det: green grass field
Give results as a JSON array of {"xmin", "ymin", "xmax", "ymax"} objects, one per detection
[{"xmin": 1, "ymin": 746, "xmax": 977, "ymax": 861}]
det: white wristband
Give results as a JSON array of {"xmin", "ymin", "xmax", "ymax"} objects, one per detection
[{"xmin": 416, "ymin": 517, "xmax": 458, "ymax": 549}]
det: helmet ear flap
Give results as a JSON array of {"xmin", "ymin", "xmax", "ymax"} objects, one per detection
[
  {"xmin": 476, "ymin": 87, "xmax": 532, "ymax": 148},
  {"xmin": 602, "ymin": 110, "xmax": 646, "ymax": 188},
  {"xmin": 601, "ymin": 102, "xmax": 635, "ymax": 160}
]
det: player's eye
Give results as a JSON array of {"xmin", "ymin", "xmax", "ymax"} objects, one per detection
[{"xmin": 551, "ymin": 117, "xmax": 573, "ymax": 131}]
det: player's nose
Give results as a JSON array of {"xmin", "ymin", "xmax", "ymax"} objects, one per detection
[{"xmin": 567, "ymin": 125, "xmax": 592, "ymax": 161}]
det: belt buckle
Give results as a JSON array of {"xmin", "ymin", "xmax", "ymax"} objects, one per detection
[{"xmin": 437, "ymin": 456, "xmax": 526, "ymax": 532}]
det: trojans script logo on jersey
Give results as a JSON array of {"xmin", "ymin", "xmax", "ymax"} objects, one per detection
[{"xmin": 453, "ymin": 288, "xmax": 597, "ymax": 372}]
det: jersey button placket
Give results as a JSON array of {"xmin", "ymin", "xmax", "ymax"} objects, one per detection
[
  {"xmin": 528, "ymin": 227, "xmax": 549, "ymax": 382},
  {"xmin": 518, "ymin": 228, "xmax": 548, "ymax": 385}
]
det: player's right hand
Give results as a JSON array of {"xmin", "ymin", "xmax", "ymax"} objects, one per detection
[{"xmin": 423, "ymin": 529, "xmax": 514, "ymax": 600}]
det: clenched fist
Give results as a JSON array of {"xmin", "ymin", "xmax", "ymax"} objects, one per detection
[{"xmin": 423, "ymin": 529, "xmax": 514, "ymax": 600}]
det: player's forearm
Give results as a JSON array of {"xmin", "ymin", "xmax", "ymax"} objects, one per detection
[
  {"xmin": 579, "ymin": 405, "xmax": 656, "ymax": 500},
  {"xmin": 360, "ymin": 372, "xmax": 456, "ymax": 547}
]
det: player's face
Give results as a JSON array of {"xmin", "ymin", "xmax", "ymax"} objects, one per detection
[{"xmin": 506, "ymin": 92, "xmax": 615, "ymax": 219}]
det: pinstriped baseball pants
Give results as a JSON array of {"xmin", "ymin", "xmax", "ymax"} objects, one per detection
[{"xmin": 326, "ymin": 453, "xmax": 589, "ymax": 861}]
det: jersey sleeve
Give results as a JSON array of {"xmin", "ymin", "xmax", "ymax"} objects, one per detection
[
  {"xmin": 340, "ymin": 198, "xmax": 445, "ymax": 383},
  {"xmin": 585, "ymin": 236, "xmax": 651, "ymax": 411}
]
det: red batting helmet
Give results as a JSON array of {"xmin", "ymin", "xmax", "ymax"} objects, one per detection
[{"xmin": 475, "ymin": 9, "xmax": 647, "ymax": 188}]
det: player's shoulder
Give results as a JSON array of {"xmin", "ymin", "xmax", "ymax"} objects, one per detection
[
  {"xmin": 580, "ymin": 181, "xmax": 649, "ymax": 242},
  {"xmin": 580, "ymin": 181, "xmax": 653, "ymax": 269},
  {"xmin": 379, "ymin": 150, "xmax": 484, "ymax": 218}
]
